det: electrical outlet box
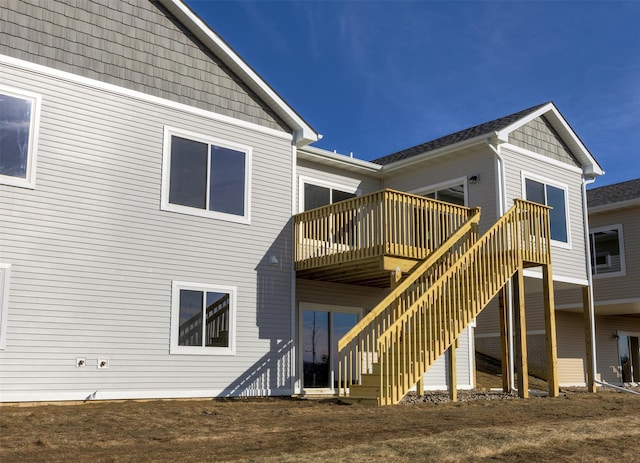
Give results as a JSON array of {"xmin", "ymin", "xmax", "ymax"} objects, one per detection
[
  {"xmin": 97, "ymin": 357, "xmax": 109, "ymax": 369},
  {"xmin": 76, "ymin": 357, "xmax": 86, "ymax": 368}
]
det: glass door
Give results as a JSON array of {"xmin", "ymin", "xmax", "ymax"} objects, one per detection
[
  {"xmin": 301, "ymin": 306, "xmax": 360, "ymax": 391},
  {"xmin": 618, "ymin": 334, "xmax": 640, "ymax": 383}
]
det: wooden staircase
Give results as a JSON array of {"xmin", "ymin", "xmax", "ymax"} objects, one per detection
[{"xmin": 337, "ymin": 199, "xmax": 552, "ymax": 405}]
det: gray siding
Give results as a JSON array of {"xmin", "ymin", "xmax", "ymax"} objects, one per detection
[
  {"xmin": 0, "ymin": 0, "xmax": 287, "ymax": 132},
  {"xmin": 510, "ymin": 117, "xmax": 580, "ymax": 167},
  {"xmin": 501, "ymin": 145, "xmax": 588, "ymax": 282},
  {"xmin": 382, "ymin": 149, "xmax": 499, "ymax": 233},
  {"xmin": 0, "ymin": 62, "xmax": 294, "ymax": 400},
  {"xmin": 589, "ymin": 205, "xmax": 640, "ymax": 303}
]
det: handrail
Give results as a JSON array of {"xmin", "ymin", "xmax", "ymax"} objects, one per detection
[
  {"xmin": 294, "ymin": 189, "xmax": 475, "ymax": 270},
  {"xmin": 337, "ymin": 198, "xmax": 551, "ymax": 404},
  {"xmin": 336, "ymin": 208, "xmax": 481, "ymax": 397},
  {"xmin": 372, "ymin": 199, "xmax": 551, "ymax": 404}
]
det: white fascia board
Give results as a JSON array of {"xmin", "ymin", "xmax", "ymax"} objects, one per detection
[
  {"xmin": 589, "ymin": 198, "xmax": 640, "ymax": 214},
  {"xmin": 496, "ymin": 102, "xmax": 604, "ymax": 178},
  {"xmin": 378, "ymin": 134, "xmax": 489, "ymax": 174},
  {"xmin": 159, "ymin": 0, "xmax": 318, "ymax": 146},
  {"xmin": 298, "ymin": 146, "xmax": 383, "ymax": 174}
]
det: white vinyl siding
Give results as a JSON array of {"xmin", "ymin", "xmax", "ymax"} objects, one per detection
[
  {"xmin": 0, "ymin": 61, "xmax": 294, "ymax": 401},
  {"xmin": 500, "ymin": 144, "xmax": 588, "ymax": 282},
  {"xmin": 0, "ymin": 264, "xmax": 10, "ymax": 349},
  {"xmin": 383, "ymin": 150, "xmax": 498, "ymax": 233},
  {"xmin": 0, "ymin": 84, "xmax": 41, "ymax": 189}
]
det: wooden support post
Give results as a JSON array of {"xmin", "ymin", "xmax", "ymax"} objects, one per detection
[
  {"xmin": 542, "ymin": 265, "xmax": 559, "ymax": 397},
  {"xmin": 499, "ymin": 286, "xmax": 511, "ymax": 392},
  {"xmin": 582, "ymin": 286, "xmax": 597, "ymax": 393},
  {"xmin": 448, "ymin": 338, "xmax": 458, "ymax": 402},
  {"xmin": 513, "ymin": 268, "xmax": 529, "ymax": 399}
]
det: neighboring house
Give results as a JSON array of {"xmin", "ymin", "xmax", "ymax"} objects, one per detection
[
  {"xmin": 551, "ymin": 179, "xmax": 640, "ymax": 386},
  {"xmin": 0, "ymin": 0, "xmax": 603, "ymax": 405}
]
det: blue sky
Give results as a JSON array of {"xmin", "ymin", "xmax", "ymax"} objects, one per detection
[{"xmin": 186, "ymin": 1, "xmax": 640, "ymax": 187}]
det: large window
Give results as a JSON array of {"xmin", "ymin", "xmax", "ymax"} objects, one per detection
[
  {"xmin": 0, "ymin": 86, "xmax": 41, "ymax": 188},
  {"xmin": 162, "ymin": 127, "xmax": 251, "ymax": 223},
  {"xmin": 523, "ymin": 175, "xmax": 569, "ymax": 245},
  {"xmin": 590, "ymin": 225, "xmax": 625, "ymax": 277},
  {"xmin": 170, "ymin": 281, "xmax": 236, "ymax": 355},
  {"xmin": 302, "ymin": 181, "xmax": 357, "ymax": 211}
]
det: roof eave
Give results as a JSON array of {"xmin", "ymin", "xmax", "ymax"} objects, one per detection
[
  {"xmin": 298, "ymin": 146, "xmax": 383, "ymax": 174},
  {"xmin": 157, "ymin": 0, "xmax": 318, "ymax": 146},
  {"xmin": 589, "ymin": 197, "xmax": 640, "ymax": 214},
  {"xmin": 496, "ymin": 102, "xmax": 604, "ymax": 178},
  {"xmin": 378, "ymin": 134, "xmax": 490, "ymax": 173}
]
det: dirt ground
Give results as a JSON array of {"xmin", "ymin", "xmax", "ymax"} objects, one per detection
[{"xmin": 2, "ymin": 388, "xmax": 640, "ymax": 462}]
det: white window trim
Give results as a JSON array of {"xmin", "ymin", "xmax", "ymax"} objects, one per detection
[
  {"xmin": 521, "ymin": 171, "xmax": 572, "ymax": 249},
  {"xmin": 0, "ymin": 263, "xmax": 11, "ymax": 350},
  {"xmin": 0, "ymin": 84, "xmax": 41, "ymax": 189},
  {"xmin": 298, "ymin": 175, "xmax": 360, "ymax": 213},
  {"xmin": 297, "ymin": 302, "xmax": 363, "ymax": 394},
  {"xmin": 161, "ymin": 126, "xmax": 252, "ymax": 224},
  {"xmin": 410, "ymin": 176, "xmax": 469, "ymax": 206},
  {"xmin": 170, "ymin": 280, "xmax": 237, "ymax": 356},
  {"xmin": 591, "ymin": 224, "xmax": 626, "ymax": 279}
]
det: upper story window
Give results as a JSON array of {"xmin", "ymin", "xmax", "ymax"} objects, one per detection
[
  {"xmin": 589, "ymin": 225, "xmax": 625, "ymax": 278},
  {"xmin": 523, "ymin": 174, "xmax": 570, "ymax": 246},
  {"xmin": 0, "ymin": 86, "xmax": 41, "ymax": 189},
  {"xmin": 161, "ymin": 127, "xmax": 251, "ymax": 224},
  {"xmin": 420, "ymin": 180, "xmax": 467, "ymax": 207},
  {"xmin": 170, "ymin": 281, "xmax": 236, "ymax": 355},
  {"xmin": 300, "ymin": 178, "xmax": 358, "ymax": 211}
]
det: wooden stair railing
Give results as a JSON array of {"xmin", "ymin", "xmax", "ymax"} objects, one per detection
[
  {"xmin": 338, "ymin": 199, "xmax": 551, "ymax": 405},
  {"xmin": 336, "ymin": 207, "xmax": 482, "ymax": 397}
]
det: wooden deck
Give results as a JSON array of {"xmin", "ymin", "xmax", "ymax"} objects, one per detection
[{"xmin": 294, "ymin": 189, "xmax": 477, "ymax": 287}]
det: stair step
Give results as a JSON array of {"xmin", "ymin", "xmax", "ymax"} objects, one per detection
[{"xmin": 340, "ymin": 396, "xmax": 379, "ymax": 406}]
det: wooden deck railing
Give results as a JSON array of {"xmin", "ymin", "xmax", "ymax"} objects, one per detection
[
  {"xmin": 294, "ymin": 189, "xmax": 475, "ymax": 270},
  {"xmin": 338, "ymin": 199, "xmax": 551, "ymax": 405}
]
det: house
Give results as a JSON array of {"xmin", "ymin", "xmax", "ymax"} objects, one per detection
[
  {"xmin": 550, "ymin": 178, "xmax": 640, "ymax": 386},
  {"xmin": 0, "ymin": 0, "xmax": 603, "ymax": 405}
]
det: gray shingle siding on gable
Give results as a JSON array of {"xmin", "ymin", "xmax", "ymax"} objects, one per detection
[
  {"xmin": 1, "ymin": 0, "xmax": 289, "ymax": 132},
  {"xmin": 509, "ymin": 116, "xmax": 580, "ymax": 167}
]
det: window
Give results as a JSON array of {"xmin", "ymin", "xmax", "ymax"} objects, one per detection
[
  {"xmin": 423, "ymin": 183, "xmax": 466, "ymax": 206},
  {"xmin": 170, "ymin": 281, "xmax": 236, "ymax": 355},
  {"xmin": 0, "ymin": 264, "xmax": 10, "ymax": 349},
  {"xmin": 0, "ymin": 86, "xmax": 41, "ymax": 188},
  {"xmin": 161, "ymin": 127, "xmax": 251, "ymax": 223},
  {"xmin": 523, "ymin": 175, "xmax": 569, "ymax": 245},
  {"xmin": 302, "ymin": 182, "xmax": 357, "ymax": 211},
  {"xmin": 589, "ymin": 225, "xmax": 625, "ymax": 277}
]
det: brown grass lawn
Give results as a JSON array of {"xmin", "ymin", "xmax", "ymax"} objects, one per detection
[{"xmin": 2, "ymin": 390, "xmax": 640, "ymax": 462}]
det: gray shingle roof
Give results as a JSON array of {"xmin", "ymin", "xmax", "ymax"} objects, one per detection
[
  {"xmin": 372, "ymin": 102, "xmax": 550, "ymax": 166},
  {"xmin": 587, "ymin": 178, "xmax": 640, "ymax": 208}
]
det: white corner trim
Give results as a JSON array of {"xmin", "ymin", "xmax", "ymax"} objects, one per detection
[
  {"xmin": 0, "ymin": 263, "xmax": 10, "ymax": 349},
  {"xmin": 0, "ymin": 53, "xmax": 293, "ymax": 142}
]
